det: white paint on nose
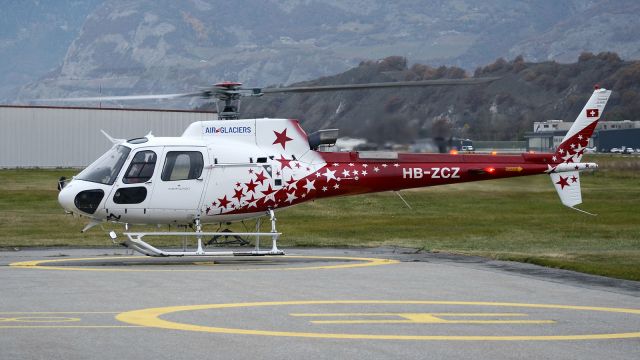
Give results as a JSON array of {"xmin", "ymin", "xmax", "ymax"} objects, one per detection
[{"xmin": 57, "ymin": 184, "xmax": 76, "ymax": 212}]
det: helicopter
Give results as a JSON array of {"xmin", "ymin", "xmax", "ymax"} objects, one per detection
[{"xmin": 52, "ymin": 80, "xmax": 611, "ymax": 256}]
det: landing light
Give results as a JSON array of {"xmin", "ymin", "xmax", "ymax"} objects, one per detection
[
  {"xmin": 491, "ymin": 151, "xmax": 497, "ymax": 156},
  {"xmin": 449, "ymin": 149, "xmax": 459, "ymax": 155},
  {"xmin": 485, "ymin": 167, "xmax": 496, "ymax": 174}
]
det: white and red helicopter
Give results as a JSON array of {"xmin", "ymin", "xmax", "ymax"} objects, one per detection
[{"xmin": 53, "ymin": 80, "xmax": 611, "ymax": 256}]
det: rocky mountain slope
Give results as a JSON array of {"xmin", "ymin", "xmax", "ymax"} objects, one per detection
[
  {"xmin": 10, "ymin": 0, "xmax": 640, "ymax": 105},
  {"xmin": 509, "ymin": 0, "xmax": 640, "ymax": 64},
  {"xmin": 0, "ymin": 0, "xmax": 102, "ymax": 100}
]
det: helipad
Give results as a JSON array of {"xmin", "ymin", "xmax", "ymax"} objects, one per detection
[{"xmin": 1, "ymin": 248, "xmax": 638, "ymax": 359}]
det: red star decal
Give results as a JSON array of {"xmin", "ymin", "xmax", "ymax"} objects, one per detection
[
  {"xmin": 570, "ymin": 175, "xmax": 578, "ymax": 183},
  {"xmin": 276, "ymin": 155, "xmax": 292, "ymax": 169},
  {"xmin": 248, "ymin": 169, "xmax": 254, "ymax": 174},
  {"xmin": 261, "ymin": 184, "xmax": 276, "ymax": 196},
  {"xmin": 274, "ymin": 189, "xmax": 288, "ymax": 203},
  {"xmin": 273, "ymin": 128, "xmax": 293, "ymax": 149},
  {"xmin": 217, "ymin": 195, "xmax": 231, "ymax": 208},
  {"xmin": 235, "ymin": 182, "xmax": 241, "ymax": 188},
  {"xmin": 246, "ymin": 194, "xmax": 257, "ymax": 204},
  {"xmin": 244, "ymin": 179, "xmax": 258, "ymax": 193},
  {"xmin": 287, "ymin": 176, "xmax": 296, "ymax": 186},
  {"xmin": 556, "ymin": 176, "xmax": 570, "ymax": 189},
  {"xmin": 255, "ymin": 171, "xmax": 268, "ymax": 185},
  {"xmin": 295, "ymin": 163, "xmax": 301, "ymax": 169},
  {"xmin": 233, "ymin": 188, "xmax": 244, "ymax": 202}
]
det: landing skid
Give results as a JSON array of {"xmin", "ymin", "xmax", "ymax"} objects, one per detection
[{"xmin": 120, "ymin": 210, "xmax": 284, "ymax": 257}]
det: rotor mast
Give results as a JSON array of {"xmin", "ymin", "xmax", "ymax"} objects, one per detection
[{"xmin": 209, "ymin": 81, "xmax": 264, "ymax": 120}]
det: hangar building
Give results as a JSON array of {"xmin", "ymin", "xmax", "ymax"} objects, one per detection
[
  {"xmin": 593, "ymin": 128, "xmax": 640, "ymax": 152},
  {"xmin": 0, "ymin": 106, "xmax": 217, "ymax": 168},
  {"xmin": 525, "ymin": 119, "xmax": 640, "ymax": 152}
]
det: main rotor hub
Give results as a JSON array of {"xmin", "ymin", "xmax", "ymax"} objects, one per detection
[
  {"xmin": 209, "ymin": 81, "xmax": 263, "ymax": 120},
  {"xmin": 214, "ymin": 81, "xmax": 243, "ymax": 89}
]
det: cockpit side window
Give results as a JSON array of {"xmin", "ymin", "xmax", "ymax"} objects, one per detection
[
  {"xmin": 161, "ymin": 151, "xmax": 204, "ymax": 181},
  {"xmin": 123, "ymin": 150, "xmax": 157, "ymax": 184}
]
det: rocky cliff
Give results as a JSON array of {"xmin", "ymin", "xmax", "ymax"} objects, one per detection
[{"xmin": 10, "ymin": 0, "xmax": 640, "ymax": 105}]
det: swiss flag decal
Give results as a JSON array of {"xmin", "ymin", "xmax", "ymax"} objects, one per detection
[{"xmin": 586, "ymin": 108, "xmax": 599, "ymax": 118}]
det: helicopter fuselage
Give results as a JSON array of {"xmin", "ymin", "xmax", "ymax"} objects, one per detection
[{"xmin": 57, "ymin": 117, "xmax": 590, "ymax": 226}]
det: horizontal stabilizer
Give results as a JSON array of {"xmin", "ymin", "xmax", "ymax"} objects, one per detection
[{"xmin": 550, "ymin": 171, "xmax": 581, "ymax": 207}]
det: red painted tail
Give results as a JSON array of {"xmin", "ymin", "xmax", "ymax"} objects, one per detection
[
  {"xmin": 554, "ymin": 88, "xmax": 611, "ymax": 164},
  {"xmin": 549, "ymin": 87, "xmax": 611, "ymax": 210}
]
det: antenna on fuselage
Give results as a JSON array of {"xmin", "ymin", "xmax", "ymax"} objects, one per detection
[{"xmin": 100, "ymin": 129, "xmax": 124, "ymax": 144}]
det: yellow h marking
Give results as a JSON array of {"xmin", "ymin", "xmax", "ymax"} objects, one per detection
[{"xmin": 290, "ymin": 312, "xmax": 555, "ymax": 325}]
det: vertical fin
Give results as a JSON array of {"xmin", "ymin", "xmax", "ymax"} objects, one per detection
[
  {"xmin": 555, "ymin": 88, "xmax": 611, "ymax": 163},
  {"xmin": 550, "ymin": 87, "xmax": 610, "ymax": 212}
]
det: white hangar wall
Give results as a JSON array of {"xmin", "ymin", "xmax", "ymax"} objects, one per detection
[{"xmin": 0, "ymin": 106, "xmax": 217, "ymax": 168}]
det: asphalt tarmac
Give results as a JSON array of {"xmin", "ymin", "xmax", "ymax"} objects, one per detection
[{"xmin": 1, "ymin": 247, "xmax": 639, "ymax": 359}]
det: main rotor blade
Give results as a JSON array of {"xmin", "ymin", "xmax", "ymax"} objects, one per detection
[
  {"xmin": 30, "ymin": 77, "xmax": 500, "ymax": 104},
  {"xmin": 33, "ymin": 92, "xmax": 203, "ymax": 103},
  {"xmin": 260, "ymin": 77, "xmax": 500, "ymax": 94}
]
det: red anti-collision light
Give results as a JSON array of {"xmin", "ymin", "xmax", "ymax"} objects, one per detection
[{"xmin": 485, "ymin": 167, "xmax": 496, "ymax": 174}]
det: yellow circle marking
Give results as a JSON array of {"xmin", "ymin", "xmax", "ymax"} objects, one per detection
[
  {"xmin": 9, "ymin": 255, "xmax": 397, "ymax": 272},
  {"xmin": 0, "ymin": 317, "xmax": 80, "ymax": 323},
  {"xmin": 116, "ymin": 300, "xmax": 640, "ymax": 341}
]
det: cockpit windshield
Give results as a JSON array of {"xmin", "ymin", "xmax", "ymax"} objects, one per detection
[{"xmin": 76, "ymin": 145, "xmax": 131, "ymax": 185}]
